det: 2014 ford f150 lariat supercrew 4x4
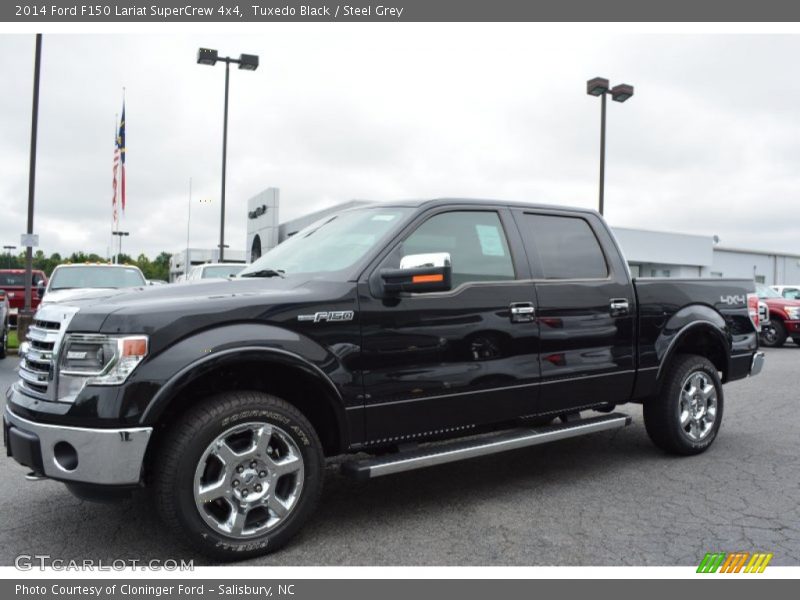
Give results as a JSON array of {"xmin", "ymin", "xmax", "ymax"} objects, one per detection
[{"xmin": 4, "ymin": 199, "xmax": 765, "ymax": 559}]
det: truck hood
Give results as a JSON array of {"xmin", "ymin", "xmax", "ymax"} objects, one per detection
[
  {"xmin": 41, "ymin": 287, "xmax": 140, "ymax": 305},
  {"xmin": 761, "ymin": 297, "xmax": 800, "ymax": 307},
  {"xmin": 65, "ymin": 276, "xmax": 354, "ymax": 353}
]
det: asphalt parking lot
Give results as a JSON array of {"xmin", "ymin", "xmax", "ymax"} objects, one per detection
[{"xmin": 1, "ymin": 347, "xmax": 798, "ymax": 567}]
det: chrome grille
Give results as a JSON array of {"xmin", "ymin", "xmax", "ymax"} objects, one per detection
[{"xmin": 19, "ymin": 320, "xmax": 60, "ymax": 397}]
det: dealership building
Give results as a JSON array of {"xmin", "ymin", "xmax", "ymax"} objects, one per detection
[{"xmin": 170, "ymin": 187, "xmax": 800, "ymax": 285}]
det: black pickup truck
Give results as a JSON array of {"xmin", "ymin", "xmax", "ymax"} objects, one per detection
[{"xmin": 4, "ymin": 199, "xmax": 764, "ymax": 559}]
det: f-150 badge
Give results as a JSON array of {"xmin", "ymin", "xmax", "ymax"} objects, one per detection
[{"xmin": 297, "ymin": 311, "xmax": 355, "ymax": 323}]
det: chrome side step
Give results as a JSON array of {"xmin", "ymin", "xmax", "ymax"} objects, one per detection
[{"xmin": 341, "ymin": 413, "xmax": 631, "ymax": 481}]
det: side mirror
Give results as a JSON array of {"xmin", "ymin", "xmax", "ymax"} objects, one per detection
[
  {"xmin": 36, "ymin": 281, "xmax": 45, "ymax": 299},
  {"xmin": 380, "ymin": 252, "xmax": 452, "ymax": 295}
]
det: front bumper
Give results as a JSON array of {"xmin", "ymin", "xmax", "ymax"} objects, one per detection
[
  {"xmin": 3, "ymin": 404, "xmax": 152, "ymax": 485},
  {"xmin": 750, "ymin": 351, "xmax": 766, "ymax": 377}
]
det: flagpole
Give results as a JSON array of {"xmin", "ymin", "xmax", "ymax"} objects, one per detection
[
  {"xmin": 118, "ymin": 86, "xmax": 125, "ymax": 262},
  {"xmin": 112, "ymin": 111, "xmax": 118, "ymax": 264}
]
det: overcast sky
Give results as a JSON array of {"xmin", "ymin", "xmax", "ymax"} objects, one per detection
[{"xmin": 1, "ymin": 28, "xmax": 799, "ymax": 259}]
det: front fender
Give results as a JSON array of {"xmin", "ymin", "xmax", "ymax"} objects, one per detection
[{"xmin": 121, "ymin": 323, "xmax": 353, "ymax": 433}]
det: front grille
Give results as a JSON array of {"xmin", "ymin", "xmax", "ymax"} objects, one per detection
[{"xmin": 19, "ymin": 319, "xmax": 61, "ymax": 398}]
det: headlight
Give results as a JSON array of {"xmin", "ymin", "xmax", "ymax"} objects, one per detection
[
  {"xmin": 784, "ymin": 306, "xmax": 800, "ymax": 320},
  {"xmin": 57, "ymin": 334, "xmax": 148, "ymax": 401}
]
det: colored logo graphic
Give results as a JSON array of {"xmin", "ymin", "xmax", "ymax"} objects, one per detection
[{"xmin": 697, "ymin": 552, "xmax": 773, "ymax": 573}]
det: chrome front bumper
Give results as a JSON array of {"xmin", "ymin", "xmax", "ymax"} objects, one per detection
[
  {"xmin": 750, "ymin": 351, "xmax": 766, "ymax": 377},
  {"xmin": 3, "ymin": 405, "xmax": 152, "ymax": 485}
]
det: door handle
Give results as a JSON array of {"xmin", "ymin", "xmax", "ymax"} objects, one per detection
[
  {"xmin": 510, "ymin": 302, "xmax": 536, "ymax": 323},
  {"xmin": 609, "ymin": 298, "xmax": 630, "ymax": 316}
]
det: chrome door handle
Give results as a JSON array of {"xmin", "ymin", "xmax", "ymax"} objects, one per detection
[
  {"xmin": 510, "ymin": 302, "xmax": 536, "ymax": 323},
  {"xmin": 609, "ymin": 298, "xmax": 630, "ymax": 316}
]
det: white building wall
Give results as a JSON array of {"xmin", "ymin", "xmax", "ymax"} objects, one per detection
[
  {"xmin": 706, "ymin": 249, "xmax": 800, "ymax": 285},
  {"xmin": 245, "ymin": 188, "xmax": 280, "ymax": 263}
]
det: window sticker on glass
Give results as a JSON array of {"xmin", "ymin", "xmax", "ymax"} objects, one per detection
[
  {"xmin": 475, "ymin": 224, "xmax": 506, "ymax": 256},
  {"xmin": 371, "ymin": 214, "xmax": 397, "ymax": 222}
]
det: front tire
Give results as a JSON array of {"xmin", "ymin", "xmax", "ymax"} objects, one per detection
[
  {"xmin": 760, "ymin": 320, "xmax": 787, "ymax": 347},
  {"xmin": 153, "ymin": 391, "xmax": 324, "ymax": 561},
  {"xmin": 644, "ymin": 354, "xmax": 723, "ymax": 455},
  {"xmin": 0, "ymin": 321, "xmax": 7, "ymax": 359}
]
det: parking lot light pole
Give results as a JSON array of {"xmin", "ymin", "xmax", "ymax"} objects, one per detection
[
  {"xmin": 586, "ymin": 77, "xmax": 634, "ymax": 216},
  {"xmin": 18, "ymin": 34, "xmax": 43, "ymax": 344},
  {"xmin": 197, "ymin": 48, "xmax": 259, "ymax": 262},
  {"xmin": 112, "ymin": 231, "xmax": 129, "ymax": 263}
]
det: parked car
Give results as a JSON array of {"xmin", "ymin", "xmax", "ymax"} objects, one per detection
[
  {"xmin": 771, "ymin": 284, "xmax": 800, "ymax": 300},
  {"xmin": 3, "ymin": 199, "xmax": 764, "ymax": 560},
  {"xmin": 39, "ymin": 263, "xmax": 147, "ymax": 305},
  {"xmin": 185, "ymin": 262, "xmax": 245, "ymax": 281},
  {"xmin": 0, "ymin": 269, "xmax": 47, "ymax": 324},
  {"xmin": 756, "ymin": 283, "xmax": 800, "ymax": 347},
  {"xmin": 0, "ymin": 288, "xmax": 9, "ymax": 359}
]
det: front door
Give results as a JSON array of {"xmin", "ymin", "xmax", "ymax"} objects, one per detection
[{"xmin": 358, "ymin": 208, "xmax": 541, "ymax": 445}]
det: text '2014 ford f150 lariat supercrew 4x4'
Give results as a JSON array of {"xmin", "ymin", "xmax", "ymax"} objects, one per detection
[{"xmin": 4, "ymin": 199, "xmax": 765, "ymax": 559}]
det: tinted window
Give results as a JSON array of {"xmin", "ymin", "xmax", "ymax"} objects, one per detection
[
  {"xmin": 0, "ymin": 272, "xmax": 44, "ymax": 286},
  {"xmin": 400, "ymin": 211, "xmax": 515, "ymax": 287},
  {"xmin": 522, "ymin": 214, "xmax": 608, "ymax": 279}
]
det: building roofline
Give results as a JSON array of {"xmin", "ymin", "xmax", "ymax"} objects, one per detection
[{"xmin": 714, "ymin": 245, "xmax": 800, "ymax": 260}]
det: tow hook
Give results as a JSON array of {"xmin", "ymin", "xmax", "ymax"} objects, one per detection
[{"xmin": 25, "ymin": 471, "xmax": 47, "ymax": 482}]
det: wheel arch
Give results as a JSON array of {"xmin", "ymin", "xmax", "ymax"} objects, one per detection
[
  {"xmin": 655, "ymin": 307, "xmax": 731, "ymax": 384},
  {"xmin": 142, "ymin": 347, "xmax": 349, "ymax": 457}
]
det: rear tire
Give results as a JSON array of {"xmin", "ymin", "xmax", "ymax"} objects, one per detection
[
  {"xmin": 153, "ymin": 391, "xmax": 325, "ymax": 561},
  {"xmin": 760, "ymin": 320, "xmax": 787, "ymax": 347},
  {"xmin": 644, "ymin": 354, "xmax": 723, "ymax": 455}
]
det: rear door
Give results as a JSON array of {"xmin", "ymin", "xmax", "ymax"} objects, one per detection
[
  {"xmin": 512, "ymin": 209, "xmax": 636, "ymax": 414},
  {"xmin": 358, "ymin": 207, "xmax": 541, "ymax": 443}
]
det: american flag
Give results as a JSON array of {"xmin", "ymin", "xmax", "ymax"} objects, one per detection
[{"xmin": 112, "ymin": 102, "xmax": 126, "ymax": 222}]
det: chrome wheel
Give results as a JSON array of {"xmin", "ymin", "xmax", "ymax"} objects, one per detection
[
  {"xmin": 761, "ymin": 324, "xmax": 778, "ymax": 345},
  {"xmin": 193, "ymin": 421, "xmax": 304, "ymax": 539},
  {"xmin": 678, "ymin": 371, "xmax": 718, "ymax": 442}
]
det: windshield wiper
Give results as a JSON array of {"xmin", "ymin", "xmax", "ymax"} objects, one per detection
[{"xmin": 240, "ymin": 269, "xmax": 285, "ymax": 279}]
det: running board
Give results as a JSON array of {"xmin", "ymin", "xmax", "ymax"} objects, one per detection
[{"xmin": 341, "ymin": 413, "xmax": 631, "ymax": 481}]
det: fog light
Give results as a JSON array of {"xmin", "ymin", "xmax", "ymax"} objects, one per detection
[{"xmin": 53, "ymin": 441, "xmax": 78, "ymax": 471}]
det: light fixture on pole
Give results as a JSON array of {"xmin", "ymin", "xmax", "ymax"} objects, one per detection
[
  {"xmin": 586, "ymin": 77, "xmax": 634, "ymax": 216},
  {"xmin": 197, "ymin": 47, "xmax": 260, "ymax": 262},
  {"xmin": 112, "ymin": 230, "xmax": 130, "ymax": 263}
]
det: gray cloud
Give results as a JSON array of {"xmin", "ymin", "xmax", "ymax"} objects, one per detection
[{"xmin": 1, "ymin": 29, "xmax": 799, "ymax": 258}]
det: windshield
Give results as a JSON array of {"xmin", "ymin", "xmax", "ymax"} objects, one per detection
[
  {"xmin": 202, "ymin": 265, "xmax": 245, "ymax": 279},
  {"xmin": 240, "ymin": 207, "xmax": 413, "ymax": 277},
  {"xmin": 49, "ymin": 266, "xmax": 146, "ymax": 291},
  {"xmin": 756, "ymin": 284, "xmax": 781, "ymax": 299}
]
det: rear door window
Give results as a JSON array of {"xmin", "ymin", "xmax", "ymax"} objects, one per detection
[{"xmin": 520, "ymin": 214, "xmax": 608, "ymax": 279}]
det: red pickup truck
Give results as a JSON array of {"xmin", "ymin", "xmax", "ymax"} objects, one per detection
[
  {"xmin": 0, "ymin": 269, "xmax": 48, "ymax": 323},
  {"xmin": 755, "ymin": 283, "xmax": 800, "ymax": 347}
]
